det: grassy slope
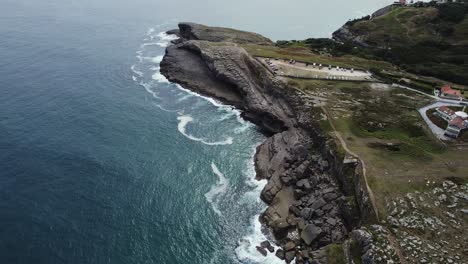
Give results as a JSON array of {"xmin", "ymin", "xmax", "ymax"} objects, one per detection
[
  {"xmin": 344, "ymin": 5, "xmax": 468, "ymax": 85},
  {"xmin": 351, "ymin": 7, "xmax": 440, "ymax": 46}
]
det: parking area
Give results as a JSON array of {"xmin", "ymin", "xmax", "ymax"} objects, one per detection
[{"xmin": 257, "ymin": 57, "xmax": 374, "ymax": 81}]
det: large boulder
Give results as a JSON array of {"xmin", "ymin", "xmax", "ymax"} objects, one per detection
[
  {"xmin": 301, "ymin": 224, "xmax": 323, "ymax": 245},
  {"xmin": 256, "ymin": 246, "xmax": 267, "ymax": 256}
]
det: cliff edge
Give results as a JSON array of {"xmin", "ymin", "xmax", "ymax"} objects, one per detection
[{"xmin": 160, "ymin": 23, "xmax": 375, "ymax": 263}]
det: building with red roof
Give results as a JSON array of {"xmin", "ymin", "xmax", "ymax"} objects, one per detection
[
  {"xmin": 436, "ymin": 106, "xmax": 456, "ymax": 121},
  {"xmin": 439, "ymin": 85, "xmax": 463, "ymax": 100}
]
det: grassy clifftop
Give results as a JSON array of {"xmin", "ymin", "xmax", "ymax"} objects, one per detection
[{"xmin": 332, "ymin": 2, "xmax": 468, "ymax": 85}]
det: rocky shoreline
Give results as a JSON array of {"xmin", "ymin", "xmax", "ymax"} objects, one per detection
[{"xmin": 160, "ymin": 23, "xmax": 375, "ymax": 263}]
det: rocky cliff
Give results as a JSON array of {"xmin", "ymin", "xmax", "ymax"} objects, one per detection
[{"xmin": 161, "ymin": 22, "xmax": 374, "ymax": 263}]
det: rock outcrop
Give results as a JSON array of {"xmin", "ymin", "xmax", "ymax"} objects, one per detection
[
  {"xmin": 178, "ymin": 22, "xmax": 273, "ymax": 45},
  {"xmin": 161, "ymin": 23, "xmax": 372, "ymax": 263},
  {"xmin": 332, "ymin": 25, "xmax": 370, "ymax": 47}
]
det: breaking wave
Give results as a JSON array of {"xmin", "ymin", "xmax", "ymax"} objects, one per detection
[{"xmin": 235, "ymin": 215, "xmax": 285, "ymax": 264}]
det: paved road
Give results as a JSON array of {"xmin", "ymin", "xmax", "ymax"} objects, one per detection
[
  {"xmin": 393, "ymin": 83, "xmax": 467, "ymax": 105},
  {"xmin": 418, "ymin": 101, "xmax": 461, "ymax": 140},
  {"xmin": 392, "ymin": 83, "xmax": 467, "ymax": 140}
]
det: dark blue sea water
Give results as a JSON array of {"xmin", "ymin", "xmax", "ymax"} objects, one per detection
[{"xmin": 0, "ymin": 0, "xmax": 391, "ymax": 263}]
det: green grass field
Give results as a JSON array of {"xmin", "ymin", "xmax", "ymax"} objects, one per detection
[{"xmin": 285, "ymin": 78, "xmax": 468, "ymax": 216}]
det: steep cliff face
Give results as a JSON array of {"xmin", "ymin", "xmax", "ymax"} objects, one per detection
[{"xmin": 160, "ymin": 23, "xmax": 372, "ymax": 264}]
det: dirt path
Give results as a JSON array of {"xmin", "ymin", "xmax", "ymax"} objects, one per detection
[{"xmin": 321, "ymin": 106, "xmax": 380, "ymax": 223}]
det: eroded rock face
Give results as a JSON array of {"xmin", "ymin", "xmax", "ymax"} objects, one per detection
[
  {"xmin": 178, "ymin": 22, "xmax": 273, "ymax": 45},
  {"xmin": 160, "ymin": 23, "xmax": 362, "ymax": 263}
]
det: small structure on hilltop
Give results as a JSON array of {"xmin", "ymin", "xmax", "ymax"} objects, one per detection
[
  {"xmin": 435, "ymin": 85, "xmax": 464, "ymax": 101},
  {"xmin": 435, "ymin": 106, "xmax": 468, "ymax": 138},
  {"xmin": 393, "ymin": 0, "xmax": 407, "ymax": 6}
]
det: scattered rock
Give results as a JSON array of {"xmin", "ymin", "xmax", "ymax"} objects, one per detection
[
  {"xmin": 275, "ymin": 249, "xmax": 285, "ymax": 260},
  {"xmin": 284, "ymin": 241, "xmax": 296, "ymax": 251},
  {"xmin": 256, "ymin": 246, "xmax": 267, "ymax": 256},
  {"xmin": 285, "ymin": 251, "xmax": 296, "ymax": 263}
]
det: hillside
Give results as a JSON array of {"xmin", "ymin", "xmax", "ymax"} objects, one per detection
[{"xmin": 332, "ymin": 2, "xmax": 468, "ymax": 85}]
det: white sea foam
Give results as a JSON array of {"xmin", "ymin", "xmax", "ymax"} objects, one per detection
[
  {"xmin": 241, "ymin": 146, "xmax": 268, "ymax": 204},
  {"xmin": 233, "ymin": 144, "xmax": 291, "ymax": 263},
  {"xmin": 155, "ymin": 31, "xmax": 180, "ymax": 47},
  {"xmin": 141, "ymin": 42, "xmax": 159, "ymax": 47},
  {"xmin": 175, "ymin": 84, "xmax": 252, "ymax": 128},
  {"xmin": 136, "ymin": 55, "xmax": 164, "ymax": 64},
  {"xmin": 148, "ymin": 55, "xmax": 164, "ymax": 63},
  {"xmin": 158, "ymin": 31, "xmax": 179, "ymax": 41},
  {"xmin": 177, "ymin": 115, "xmax": 234, "ymax": 146},
  {"xmin": 152, "ymin": 72, "xmax": 169, "ymax": 83},
  {"xmin": 235, "ymin": 215, "xmax": 285, "ymax": 264},
  {"xmin": 147, "ymin": 28, "xmax": 155, "ymax": 35},
  {"xmin": 204, "ymin": 162, "xmax": 229, "ymax": 216},
  {"xmin": 177, "ymin": 93, "xmax": 193, "ymax": 102}
]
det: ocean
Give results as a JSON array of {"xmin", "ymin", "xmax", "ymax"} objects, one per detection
[{"xmin": 0, "ymin": 1, "xmax": 392, "ymax": 263}]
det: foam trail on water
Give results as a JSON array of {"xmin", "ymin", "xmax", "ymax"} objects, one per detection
[
  {"xmin": 205, "ymin": 162, "xmax": 229, "ymax": 216},
  {"xmin": 131, "ymin": 65, "xmax": 143, "ymax": 77},
  {"xmin": 139, "ymin": 82, "xmax": 160, "ymax": 99},
  {"xmin": 177, "ymin": 115, "xmax": 234, "ymax": 146},
  {"xmin": 177, "ymin": 93, "xmax": 193, "ymax": 102}
]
